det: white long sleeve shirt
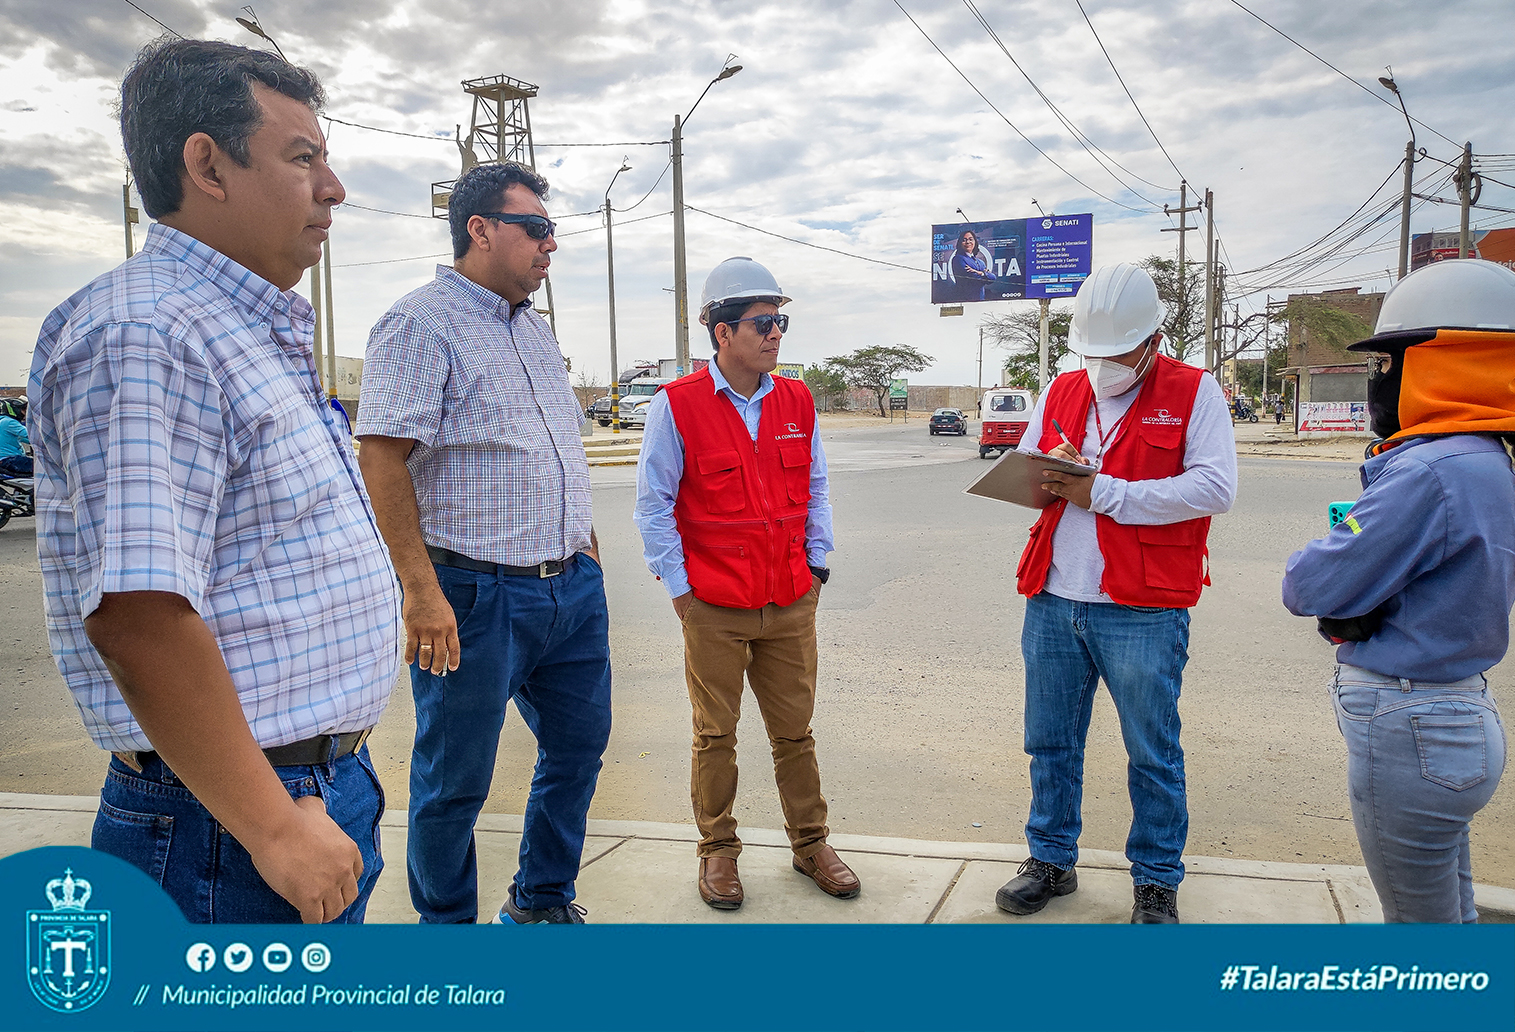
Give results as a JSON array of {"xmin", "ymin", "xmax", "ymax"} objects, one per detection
[{"xmin": 1017, "ymin": 369, "xmax": 1237, "ymax": 604}]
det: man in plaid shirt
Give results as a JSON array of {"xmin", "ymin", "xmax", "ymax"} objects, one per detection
[
  {"xmin": 358, "ymin": 162, "xmax": 612, "ymax": 925},
  {"xmin": 30, "ymin": 39, "xmax": 399, "ymax": 924}
]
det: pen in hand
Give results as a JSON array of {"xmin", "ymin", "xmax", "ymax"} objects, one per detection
[
  {"xmin": 1050, "ymin": 418, "xmax": 1093, "ymax": 467},
  {"xmin": 1050, "ymin": 418, "xmax": 1075, "ymax": 451}
]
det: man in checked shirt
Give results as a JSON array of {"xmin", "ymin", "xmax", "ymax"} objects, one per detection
[
  {"xmin": 358, "ymin": 162, "xmax": 611, "ymax": 925},
  {"xmin": 30, "ymin": 40, "xmax": 399, "ymax": 924}
]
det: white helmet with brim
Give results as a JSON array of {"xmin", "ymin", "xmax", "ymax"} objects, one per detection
[{"xmin": 699, "ymin": 257, "xmax": 791, "ymax": 324}]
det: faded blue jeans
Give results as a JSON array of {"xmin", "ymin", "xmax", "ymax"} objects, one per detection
[
  {"xmin": 1021, "ymin": 592, "xmax": 1190, "ymax": 887},
  {"xmin": 93, "ymin": 745, "xmax": 384, "ymax": 923},
  {"xmin": 1332, "ymin": 664, "xmax": 1506, "ymax": 923}
]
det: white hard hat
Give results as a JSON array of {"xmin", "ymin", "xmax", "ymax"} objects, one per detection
[
  {"xmin": 1068, "ymin": 263, "xmax": 1166, "ymax": 357},
  {"xmin": 698, "ymin": 257, "xmax": 791, "ymax": 324},
  {"xmin": 1350, "ymin": 259, "xmax": 1515, "ymax": 349}
]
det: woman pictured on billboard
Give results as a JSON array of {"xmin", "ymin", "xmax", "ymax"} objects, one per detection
[{"xmin": 951, "ymin": 229, "xmax": 996, "ymax": 301}]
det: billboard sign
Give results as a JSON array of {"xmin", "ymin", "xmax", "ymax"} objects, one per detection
[
  {"xmin": 1411, "ymin": 228, "xmax": 1515, "ymax": 272},
  {"xmin": 775, "ymin": 362, "xmax": 805, "ymax": 380},
  {"xmin": 931, "ymin": 214, "xmax": 1092, "ymax": 304}
]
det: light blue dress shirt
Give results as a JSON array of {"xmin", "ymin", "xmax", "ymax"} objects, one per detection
[{"xmin": 633, "ymin": 360, "xmax": 833, "ymax": 599}]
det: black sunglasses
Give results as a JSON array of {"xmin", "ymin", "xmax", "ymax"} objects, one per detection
[
  {"xmin": 478, "ymin": 212, "xmax": 556, "ymax": 240},
  {"xmin": 725, "ymin": 313, "xmax": 789, "ymax": 335}
]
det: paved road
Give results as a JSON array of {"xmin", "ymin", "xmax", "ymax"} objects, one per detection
[{"xmin": 2, "ymin": 420, "xmax": 1509, "ymax": 885}]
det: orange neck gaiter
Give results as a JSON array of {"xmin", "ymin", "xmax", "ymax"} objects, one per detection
[{"xmin": 1389, "ymin": 330, "xmax": 1515, "ymax": 444}]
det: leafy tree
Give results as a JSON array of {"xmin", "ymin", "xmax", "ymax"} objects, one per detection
[
  {"xmin": 826, "ymin": 344, "xmax": 934, "ymax": 417},
  {"xmin": 803, "ymin": 364, "xmax": 849, "ymax": 411},
  {"xmin": 1277, "ymin": 297, "xmax": 1373, "ymax": 359},
  {"xmin": 981, "ymin": 307, "xmax": 1071, "ymax": 392},
  {"xmin": 1140, "ymin": 254, "xmax": 1206, "ymax": 363}
]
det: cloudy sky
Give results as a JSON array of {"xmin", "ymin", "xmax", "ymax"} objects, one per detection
[{"xmin": 2, "ymin": 0, "xmax": 1512, "ymax": 389}]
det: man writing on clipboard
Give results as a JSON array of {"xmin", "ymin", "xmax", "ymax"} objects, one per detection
[{"xmin": 997, "ymin": 263, "xmax": 1236, "ymax": 923}]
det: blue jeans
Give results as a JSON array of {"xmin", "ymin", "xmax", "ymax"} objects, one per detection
[
  {"xmin": 1332, "ymin": 664, "xmax": 1506, "ymax": 923},
  {"xmin": 92, "ymin": 745, "xmax": 384, "ymax": 923},
  {"xmin": 1021, "ymin": 592, "xmax": 1190, "ymax": 887},
  {"xmin": 407, "ymin": 553, "xmax": 612, "ymax": 923}
]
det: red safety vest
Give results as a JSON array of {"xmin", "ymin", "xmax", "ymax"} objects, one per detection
[
  {"xmin": 665, "ymin": 366, "xmax": 816, "ymax": 609},
  {"xmin": 1015, "ymin": 354, "xmax": 1212, "ymax": 608}
]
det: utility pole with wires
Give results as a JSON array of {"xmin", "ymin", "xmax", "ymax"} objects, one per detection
[
  {"xmin": 1377, "ymin": 72, "xmax": 1417, "ymax": 281},
  {"xmin": 122, "ymin": 180, "xmax": 139, "ymax": 258},
  {"xmin": 1456, "ymin": 141, "xmax": 1480, "ymax": 258},
  {"xmin": 1204, "ymin": 188, "xmax": 1215, "ymax": 372},
  {"xmin": 1162, "ymin": 181, "xmax": 1200, "ymax": 353}
]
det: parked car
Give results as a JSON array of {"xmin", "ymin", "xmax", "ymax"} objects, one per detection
[{"xmin": 929, "ymin": 408, "xmax": 968, "ymax": 436}]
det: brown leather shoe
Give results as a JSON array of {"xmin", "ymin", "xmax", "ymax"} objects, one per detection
[
  {"xmin": 699, "ymin": 856, "xmax": 743, "ymax": 910},
  {"xmin": 792, "ymin": 843, "xmax": 861, "ymax": 899}
]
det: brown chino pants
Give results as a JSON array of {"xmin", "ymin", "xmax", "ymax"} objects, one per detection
[{"xmin": 682, "ymin": 582, "xmax": 830, "ymax": 859}]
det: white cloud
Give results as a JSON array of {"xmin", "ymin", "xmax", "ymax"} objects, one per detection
[{"xmin": 2, "ymin": 0, "xmax": 1514, "ymax": 388}]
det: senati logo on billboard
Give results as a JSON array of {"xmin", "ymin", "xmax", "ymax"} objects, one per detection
[{"xmin": 27, "ymin": 868, "xmax": 111, "ymax": 1012}]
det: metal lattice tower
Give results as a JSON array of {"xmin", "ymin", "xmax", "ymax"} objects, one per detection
[{"xmin": 431, "ymin": 74, "xmax": 558, "ymax": 332}]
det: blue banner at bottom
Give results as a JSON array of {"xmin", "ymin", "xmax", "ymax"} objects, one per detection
[{"xmin": 2, "ymin": 847, "xmax": 1509, "ymax": 1031}]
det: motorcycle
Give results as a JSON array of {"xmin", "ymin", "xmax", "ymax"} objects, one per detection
[
  {"xmin": 0, "ymin": 474, "xmax": 35, "ymax": 530},
  {"xmin": 1231, "ymin": 398, "xmax": 1259, "ymax": 423}
]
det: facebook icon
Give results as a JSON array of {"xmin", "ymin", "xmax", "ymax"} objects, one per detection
[{"xmin": 185, "ymin": 942, "xmax": 216, "ymax": 973}]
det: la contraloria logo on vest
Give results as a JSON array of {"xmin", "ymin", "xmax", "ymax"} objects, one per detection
[{"xmin": 27, "ymin": 868, "xmax": 111, "ymax": 1012}]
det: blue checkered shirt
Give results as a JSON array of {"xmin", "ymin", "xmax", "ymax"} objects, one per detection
[
  {"xmin": 29, "ymin": 224, "xmax": 402, "ymax": 752},
  {"xmin": 356, "ymin": 266, "xmax": 592, "ymax": 565}
]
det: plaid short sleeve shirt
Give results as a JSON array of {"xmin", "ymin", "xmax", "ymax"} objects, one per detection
[
  {"xmin": 356, "ymin": 266, "xmax": 592, "ymax": 566},
  {"xmin": 29, "ymin": 224, "xmax": 402, "ymax": 752}
]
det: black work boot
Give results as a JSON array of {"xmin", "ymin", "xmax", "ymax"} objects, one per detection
[
  {"xmin": 995, "ymin": 857, "xmax": 1077, "ymax": 915},
  {"xmin": 1130, "ymin": 883, "xmax": 1180, "ymax": 924}
]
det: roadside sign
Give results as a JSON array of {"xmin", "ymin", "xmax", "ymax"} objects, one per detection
[{"xmin": 775, "ymin": 362, "xmax": 804, "ymax": 380}]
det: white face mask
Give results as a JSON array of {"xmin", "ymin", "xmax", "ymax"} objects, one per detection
[{"xmin": 1085, "ymin": 343, "xmax": 1154, "ymax": 399}]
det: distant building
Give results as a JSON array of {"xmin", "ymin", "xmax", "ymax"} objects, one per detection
[{"xmin": 1278, "ymin": 287, "xmax": 1383, "ymax": 437}]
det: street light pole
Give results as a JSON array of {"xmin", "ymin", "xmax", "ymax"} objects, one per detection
[
  {"xmin": 605, "ymin": 160, "xmax": 631, "ymax": 433},
  {"xmin": 671, "ymin": 113, "xmax": 689, "ymax": 379},
  {"xmin": 671, "ymin": 61, "xmax": 741, "ymax": 379},
  {"xmin": 1378, "ymin": 74, "xmax": 1417, "ymax": 280},
  {"xmin": 977, "ymin": 324, "xmax": 984, "ymax": 395}
]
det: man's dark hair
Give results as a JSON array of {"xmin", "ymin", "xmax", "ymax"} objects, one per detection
[
  {"xmin": 705, "ymin": 298, "xmax": 781, "ymax": 350},
  {"xmin": 120, "ymin": 38, "xmax": 326, "ymax": 219},
  {"xmin": 448, "ymin": 162, "xmax": 551, "ymax": 259}
]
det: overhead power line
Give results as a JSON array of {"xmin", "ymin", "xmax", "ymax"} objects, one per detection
[
  {"xmin": 614, "ymin": 160, "xmax": 673, "ymax": 214},
  {"xmin": 892, "ymin": 0, "xmax": 1159, "ymax": 215},
  {"xmin": 960, "ymin": 0, "xmax": 1173, "ymax": 200},
  {"xmin": 121, "ymin": 0, "xmax": 181, "ymax": 36},
  {"xmin": 1226, "ymin": 0, "xmax": 1459, "ymax": 149},
  {"xmin": 1074, "ymin": 0, "xmax": 1187, "ymax": 184},
  {"xmin": 557, "ymin": 209, "xmax": 672, "ymax": 238},
  {"xmin": 326, "ymin": 116, "xmax": 668, "ymax": 149},
  {"xmin": 686, "ymin": 206, "xmax": 928, "ymax": 274},
  {"xmin": 336, "ymin": 251, "xmax": 450, "ymax": 269}
]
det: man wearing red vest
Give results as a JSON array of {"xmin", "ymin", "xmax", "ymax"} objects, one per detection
[
  {"xmin": 995, "ymin": 263, "xmax": 1236, "ymax": 923},
  {"xmin": 633, "ymin": 257, "xmax": 860, "ymax": 911}
]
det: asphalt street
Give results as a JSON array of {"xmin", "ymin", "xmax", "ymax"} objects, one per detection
[{"xmin": 1, "ymin": 419, "xmax": 1509, "ymax": 886}]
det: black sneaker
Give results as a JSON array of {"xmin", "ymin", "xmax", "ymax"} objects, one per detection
[
  {"xmin": 494, "ymin": 888, "xmax": 587, "ymax": 924},
  {"xmin": 1131, "ymin": 883, "xmax": 1179, "ymax": 924},
  {"xmin": 995, "ymin": 857, "xmax": 1077, "ymax": 915}
]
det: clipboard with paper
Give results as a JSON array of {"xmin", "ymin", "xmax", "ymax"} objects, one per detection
[{"xmin": 963, "ymin": 447, "xmax": 1097, "ymax": 509}]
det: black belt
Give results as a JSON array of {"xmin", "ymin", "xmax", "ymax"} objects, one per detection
[
  {"xmin": 427, "ymin": 545, "xmax": 571, "ymax": 578},
  {"xmin": 116, "ymin": 729, "xmax": 372, "ymax": 772}
]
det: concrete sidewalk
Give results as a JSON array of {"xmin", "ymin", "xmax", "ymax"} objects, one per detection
[{"xmin": 4, "ymin": 792, "xmax": 1511, "ymax": 924}]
